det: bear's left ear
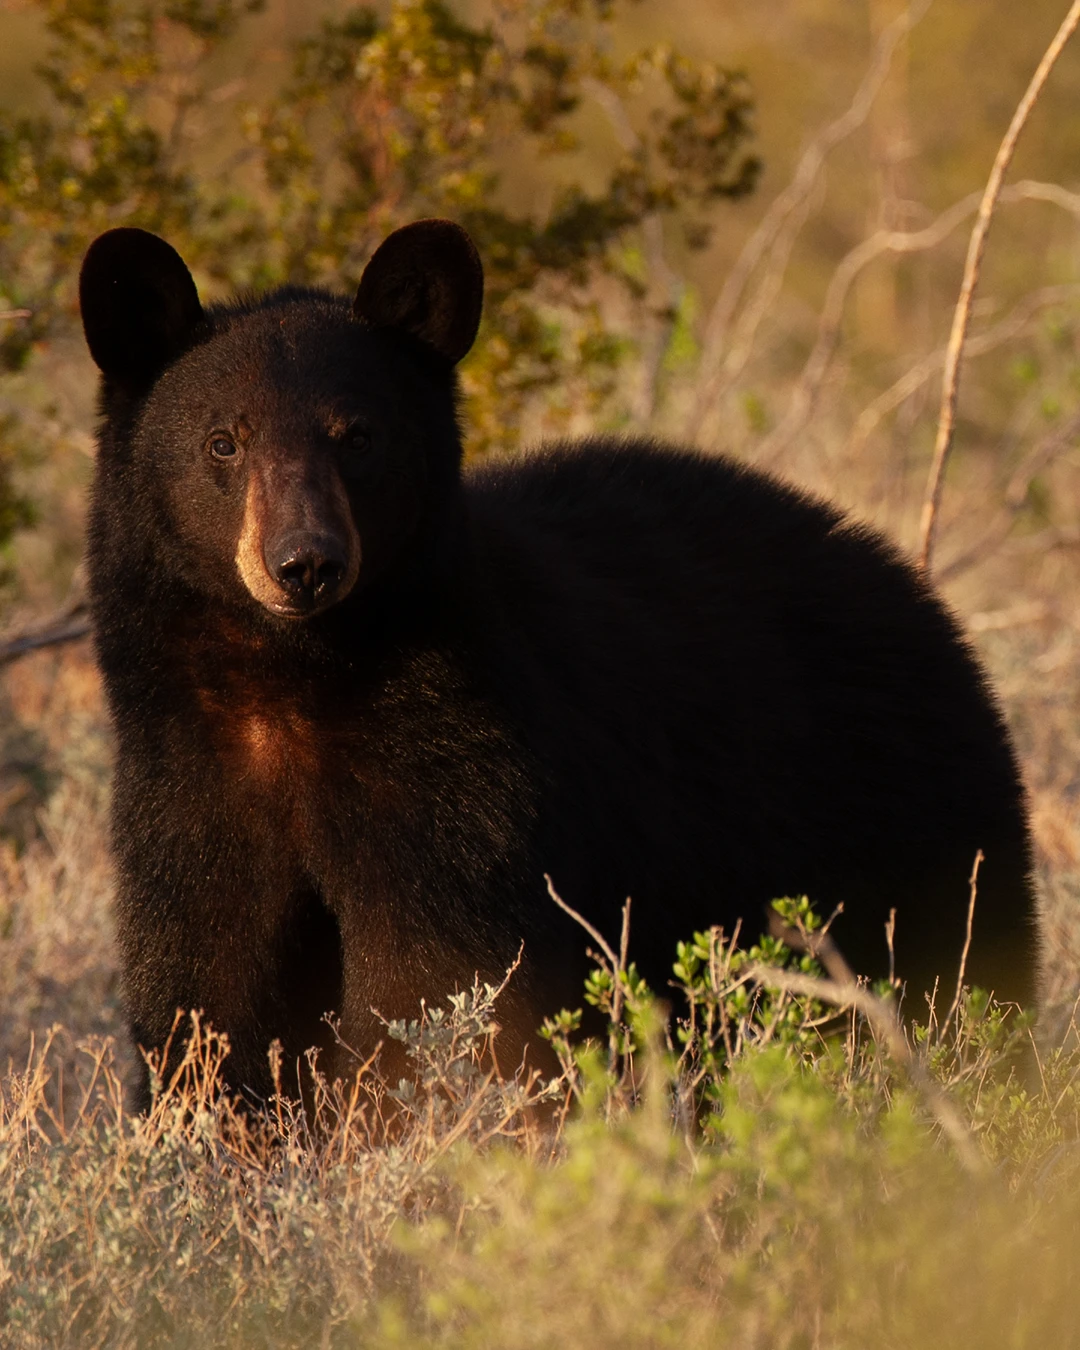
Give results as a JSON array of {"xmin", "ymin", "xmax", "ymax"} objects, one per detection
[
  {"xmin": 80, "ymin": 228, "xmax": 204, "ymax": 389},
  {"xmin": 353, "ymin": 219, "xmax": 483, "ymax": 364}
]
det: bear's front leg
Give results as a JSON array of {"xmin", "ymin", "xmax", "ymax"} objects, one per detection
[{"xmin": 113, "ymin": 831, "xmax": 341, "ymax": 1110}]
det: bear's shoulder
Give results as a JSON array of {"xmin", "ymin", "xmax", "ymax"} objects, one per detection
[{"xmin": 464, "ymin": 437, "xmax": 842, "ymax": 536}]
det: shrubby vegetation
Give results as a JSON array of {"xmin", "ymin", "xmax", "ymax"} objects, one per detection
[{"xmin": 1, "ymin": 897, "xmax": 1077, "ymax": 1347}]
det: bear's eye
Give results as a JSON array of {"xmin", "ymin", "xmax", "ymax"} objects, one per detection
[
  {"xmin": 343, "ymin": 424, "xmax": 371, "ymax": 453},
  {"xmin": 207, "ymin": 434, "xmax": 238, "ymax": 461}
]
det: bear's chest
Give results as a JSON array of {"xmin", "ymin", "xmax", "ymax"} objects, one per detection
[
  {"xmin": 204, "ymin": 694, "xmax": 327, "ymax": 789},
  {"xmin": 180, "ymin": 646, "xmax": 537, "ymax": 900},
  {"xmin": 190, "ymin": 668, "xmax": 388, "ymax": 857}
]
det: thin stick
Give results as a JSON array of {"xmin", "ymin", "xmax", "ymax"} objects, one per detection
[
  {"xmin": 850, "ymin": 281, "xmax": 1080, "ymax": 455},
  {"xmin": 545, "ymin": 874, "xmax": 620, "ymax": 972},
  {"xmin": 759, "ymin": 192, "xmax": 987, "ymax": 463},
  {"xmin": 942, "ymin": 850, "xmax": 983, "ymax": 1037},
  {"xmin": 547, "ymin": 876, "xmax": 636, "ymax": 1081},
  {"xmin": 936, "ymin": 406, "xmax": 1080, "ymax": 582},
  {"xmin": 885, "ymin": 908, "xmax": 898, "ymax": 990},
  {"xmin": 0, "ymin": 574, "xmax": 90, "ymax": 667},
  {"xmin": 686, "ymin": 0, "xmax": 932, "ymax": 441},
  {"xmin": 0, "ymin": 614, "xmax": 91, "ymax": 665},
  {"xmin": 610, "ymin": 897, "xmax": 632, "ymax": 1034},
  {"xmin": 765, "ymin": 176, "xmax": 1080, "ymax": 463},
  {"xmin": 918, "ymin": 0, "xmax": 1080, "ymax": 572},
  {"xmin": 749, "ymin": 962, "xmax": 988, "ymax": 1177}
]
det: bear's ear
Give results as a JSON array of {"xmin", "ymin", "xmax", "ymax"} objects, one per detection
[
  {"xmin": 80, "ymin": 228, "xmax": 203, "ymax": 388},
  {"xmin": 353, "ymin": 219, "xmax": 483, "ymax": 364}
]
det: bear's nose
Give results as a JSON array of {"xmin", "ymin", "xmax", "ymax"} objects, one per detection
[{"xmin": 269, "ymin": 535, "xmax": 348, "ymax": 610}]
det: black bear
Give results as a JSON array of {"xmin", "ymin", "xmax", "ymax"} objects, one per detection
[{"xmin": 79, "ymin": 219, "xmax": 1037, "ymax": 1107}]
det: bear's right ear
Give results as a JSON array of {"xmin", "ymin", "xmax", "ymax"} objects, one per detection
[{"xmin": 80, "ymin": 228, "xmax": 203, "ymax": 388}]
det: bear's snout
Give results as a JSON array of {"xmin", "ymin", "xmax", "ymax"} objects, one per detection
[
  {"xmin": 235, "ymin": 458, "xmax": 362, "ymax": 618},
  {"xmin": 267, "ymin": 532, "xmax": 349, "ymax": 613}
]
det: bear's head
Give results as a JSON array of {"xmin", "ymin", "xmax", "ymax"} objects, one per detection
[{"xmin": 80, "ymin": 220, "xmax": 483, "ymax": 621}]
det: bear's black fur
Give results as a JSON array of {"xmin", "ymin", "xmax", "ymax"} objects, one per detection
[{"xmin": 80, "ymin": 220, "xmax": 1037, "ymax": 1107}]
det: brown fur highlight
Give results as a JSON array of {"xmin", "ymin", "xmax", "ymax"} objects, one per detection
[{"xmin": 235, "ymin": 474, "xmax": 281, "ymax": 611}]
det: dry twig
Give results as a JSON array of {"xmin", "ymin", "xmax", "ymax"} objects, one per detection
[
  {"xmin": 0, "ymin": 580, "xmax": 91, "ymax": 667},
  {"xmin": 0, "ymin": 611, "xmax": 91, "ymax": 666},
  {"xmin": 941, "ymin": 851, "xmax": 983, "ymax": 1038},
  {"xmin": 918, "ymin": 0, "xmax": 1080, "ymax": 571},
  {"xmin": 758, "ymin": 191, "xmax": 984, "ymax": 462},
  {"xmin": 937, "ymin": 406, "xmax": 1080, "ymax": 581},
  {"xmin": 685, "ymin": 0, "xmax": 932, "ymax": 442},
  {"xmin": 849, "ymin": 280, "xmax": 1080, "ymax": 456},
  {"xmin": 761, "ymin": 180, "xmax": 1080, "ymax": 463},
  {"xmin": 758, "ymin": 915, "xmax": 989, "ymax": 1177},
  {"xmin": 546, "ymin": 874, "xmax": 634, "ymax": 1081},
  {"xmin": 546, "ymin": 873, "xmax": 620, "ymax": 972}
]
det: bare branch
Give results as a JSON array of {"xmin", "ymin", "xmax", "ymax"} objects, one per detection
[
  {"xmin": 0, "ymin": 615, "xmax": 92, "ymax": 666},
  {"xmin": 760, "ymin": 180, "xmax": 1080, "ymax": 464},
  {"xmin": 757, "ymin": 191, "xmax": 983, "ymax": 463},
  {"xmin": 937, "ymin": 404, "xmax": 1080, "ymax": 582},
  {"xmin": 849, "ymin": 281, "xmax": 1080, "ymax": 456},
  {"xmin": 918, "ymin": 0, "xmax": 1080, "ymax": 572},
  {"xmin": 545, "ymin": 874, "xmax": 620, "ymax": 973},
  {"xmin": 610, "ymin": 898, "xmax": 632, "ymax": 1041},
  {"xmin": 685, "ymin": 0, "xmax": 933, "ymax": 441},
  {"xmin": 691, "ymin": 181, "xmax": 821, "ymax": 439},
  {"xmin": 1005, "ymin": 176, "xmax": 1080, "ymax": 220},
  {"xmin": 942, "ymin": 851, "xmax": 983, "ymax": 1039},
  {"xmin": 0, "ymin": 309, "xmax": 31, "ymax": 322},
  {"xmin": 0, "ymin": 582, "xmax": 91, "ymax": 666}
]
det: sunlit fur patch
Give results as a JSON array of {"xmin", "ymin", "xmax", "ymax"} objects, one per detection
[
  {"xmin": 240, "ymin": 712, "xmax": 280, "ymax": 775},
  {"xmin": 196, "ymin": 682, "xmax": 320, "ymax": 787},
  {"xmin": 239, "ymin": 708, "xmax": 321, "ymax": 782},
  {"xmin": 235, "ymin": 474, "xmax": 284, "ymax": 612}
]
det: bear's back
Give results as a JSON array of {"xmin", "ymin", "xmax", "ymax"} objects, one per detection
[{"xmin": 464, "ymin": 439, "xmax": 1033, "ymax": 1010}]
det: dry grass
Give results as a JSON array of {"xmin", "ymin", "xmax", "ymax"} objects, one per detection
[
  {"xmin": 0, "ymin": 637, "xmax": 121, "ymax": 1070},
  {"xmin": 2, "ymin": 887, "xmax": 1080, "ymax": 1347}
]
